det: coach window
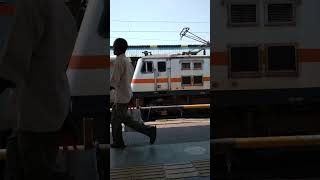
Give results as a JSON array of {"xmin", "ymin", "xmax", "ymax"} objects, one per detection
[
  {"xmin": 227, "ymin": 0, "xmax": 259, "ymax": 27},
  {"xmin": 265, "ymin": 44, "xmax": 298, "ymax": 76},
  {"xmin": 229, "ymin": 46, "xmax": 261, "ymax": 78},
  {"xmin": 193, "ymin": 62, "xmax": 203, "ymax": 70},
  {"xmin": 181, "ymin": 62, "xmax": 191, "ymax": 70},
  {"xmin": 182, "ymin": 76, "xmax": 192, "ymax": 86},
  {"xmin": 141, "ymin": 61, "xmax": 153, "ymax": 74},
  {"xmin": 265, "ymin": 0, "xmax": 297, "ymax": 26},
  {"xmin": 158, "ymin": 62, "xmax": 166, "ymax": 72},
  {"xmin": 193, "ymin": 76, "xmax": 203, "ymax": 86}
]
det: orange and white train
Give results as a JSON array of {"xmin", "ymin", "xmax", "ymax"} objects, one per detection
[
  {"xmin": 111, "ymin": 54, "xmax": 210, "ymax": 106},
  {"xmin": 212, "ymin": 0, "xmax": 320, "ymax": 107}
]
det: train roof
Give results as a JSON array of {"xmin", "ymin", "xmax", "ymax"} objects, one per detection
[{"xmin": 111, "ymin": 54, "xmax": 210, "ymax": 61}]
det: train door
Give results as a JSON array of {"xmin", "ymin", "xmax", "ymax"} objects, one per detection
[
  {"xmin": 155, "ymin": 59, "xmax": 169, "ymax": 91},
  {"xmin": 139, "ymin": 59, "xmax": 156, "ymax": 91}
]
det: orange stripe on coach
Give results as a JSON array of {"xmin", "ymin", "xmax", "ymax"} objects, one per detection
[
  {"xmin": 132, "ymin": 77, "xmax": 210, "ymax": 84},
  {"xmin": 69, "ymin": 55, "xmax": 109, "ymax": 69},
  {"xmin": 299, "ymin": 49, "xmax": 320, "ymax": 62},
  {"xmin": 211, "ymin": 52, "xmax": 228, "ymax": 66}
]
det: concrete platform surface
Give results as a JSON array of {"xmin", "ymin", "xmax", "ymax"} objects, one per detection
[
  {"xmin": 110, "ymin": 118, "xmax": 210, "ymax": 179},
  {"xmin": 110, "ymin": 141, "xmax": 210, "ymax": 180},
  {"xmin": 110, "ymin": 118, "xmax": 210, "ymax": 146}
]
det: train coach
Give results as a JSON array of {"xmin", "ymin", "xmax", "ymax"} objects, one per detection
[{"xmin": 212, "ymin": 0, "xmax": 320, "ymax": 138}]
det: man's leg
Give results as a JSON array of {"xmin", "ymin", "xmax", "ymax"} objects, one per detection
[
  {"xmin": 18, "ymin": 131, "xmax": 58, "ymax": 180},
  {"xmin": 111, "ymin": 104, "xmax": 125, "ymax": 146},
  {"xmin": 122, "ymin": 104, "xmax": 157, "ymax": 144}
]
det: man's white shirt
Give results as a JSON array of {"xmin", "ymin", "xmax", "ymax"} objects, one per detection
[
  {"xmin": 0, "ymin": 0, "xmax": 77, "ymax": 132},
  {"xmin": 110, "ymin": 54, "xmax": 134, "ymax": 104}
]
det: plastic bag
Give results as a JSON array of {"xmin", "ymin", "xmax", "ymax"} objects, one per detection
[{"xmin": 125, "ymin": 108, "xmax": 144, "ymax": 132}]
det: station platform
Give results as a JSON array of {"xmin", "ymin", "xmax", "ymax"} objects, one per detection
[{"xmin": 110, "ymin": 118, "xmax": 210, "ymax": 180}]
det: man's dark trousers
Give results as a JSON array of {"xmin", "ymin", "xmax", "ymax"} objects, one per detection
[{"xmin": 111, "ymin": 103, "xmax": 152, "ymax": 145}]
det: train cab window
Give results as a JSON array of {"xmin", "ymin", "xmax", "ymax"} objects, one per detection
[
  {"xmin": 193, "ymin": 62, "xmax": 202, "ymax": 70},
  {"xmin": 182, "ymin": 76, "xmax": 192, "ymax": 86},
  {"xmin": 141, "ymin": 61, "xmax": 153, "ymax": 73},
  {"xmin": 229, "ymin": 46, "xmax": 260, "ymax": 77},
  {"xmin": 265, "ymin": 0, "xmax": 296, "ymax": 26},
  {"xmin": 266, "ymin": 45, "xmax": 297, "ymax": 76},
  {"xmin": 193, "ymin": 76, "xmax": 203, "ymax": 85},
  {"xmin": 181, "ymin": 62, "xmax": 191, "ymax": 70},
  {"xmin": 227, "ymin": 1, "xmax": 259, "ymax": 27},
  {"xmin": 158, "ymin": 62, "xmax": 166, "ymax": 72}
]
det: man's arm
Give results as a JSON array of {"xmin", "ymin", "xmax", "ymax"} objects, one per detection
[{"xmin": 110, "ymin": 57, "xmax": 124, "ymax": 89}]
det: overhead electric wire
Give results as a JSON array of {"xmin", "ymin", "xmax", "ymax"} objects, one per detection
[
  {"xmin": 180, "ymin": 27, "xmax": 210, "ymax": 46},
  {"xmin": 111, "ymin": 30, "xmax": 209, "ymax": 33},
  {"xmin": 110, "ymin": 37, "xmax": 197, "ymax": 42}
]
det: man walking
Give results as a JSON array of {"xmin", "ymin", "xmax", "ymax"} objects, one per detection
[
  {"xmin": 0, "ymin": 0, "xmax": 77, "ymax": 179},
  {"xmin": 111, "ymin": 38, "xmax": 156, "ymax": 148}
]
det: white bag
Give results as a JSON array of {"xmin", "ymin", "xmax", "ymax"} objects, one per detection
[
  {"xmin": 0, "ymin": 88, "xmax": 17, "ymax": 130},
  {"xmin": 125, "ymin": 108, "xmax": 144, "ymax": 132}
]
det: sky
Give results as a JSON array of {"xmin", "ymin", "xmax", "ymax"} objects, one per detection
[{"xmin": 110, "ymin": 0, "xmax": 210, "ymax": 46}]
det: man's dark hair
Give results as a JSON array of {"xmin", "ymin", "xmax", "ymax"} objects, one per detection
[{"xmin": 114, "ymin": 38, "xmax": 128, "ymax": 52}]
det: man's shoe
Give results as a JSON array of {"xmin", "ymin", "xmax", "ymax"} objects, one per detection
[
  {"xmin": 149, "ymin": 126, "xmax": 157, "ymax": 144},
  {"xmin": 111, "ymin": 143, "xmax": 126, "ymax": 149}
]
